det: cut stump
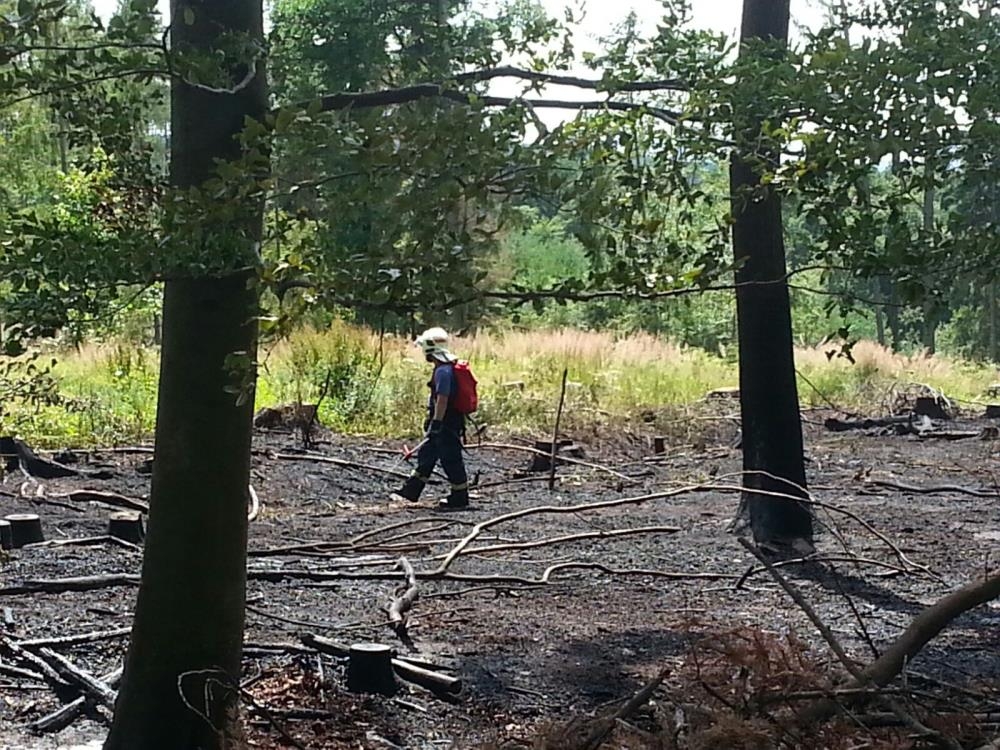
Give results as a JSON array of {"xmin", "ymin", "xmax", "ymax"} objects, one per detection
[
  {"xmin": 346, "ymin": 643, "xmax": 397, "ymax": 695},
  {"xmin": 986, "ymin": 405, "xmax": 1000, "ymax": 420},
  {"xmin": 5, "ymin": 514, "xmax": 43, "ymax": 547},
  {"xmin": 914, "ymin": 396, "xmax": 951, "ymax": 421},
  {"xmin": 0, "ymin": 520, "xmax": 11, "ymax": 550},
  {"xmin": 108, "ymin": 512, "xmax": 145, "ymax": 544},
  {"xmin": 529, "ymin": 439, "xmax": 580, "ymax": 472},
  {"xmin": 653, "ymin": 436, "xmax": 666, "ymax": 455}
]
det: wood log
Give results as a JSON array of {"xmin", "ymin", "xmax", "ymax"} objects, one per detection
[
  {"xmin": 0, "ymin": 573, "xmax": 141, "ymax": 597},
  {"xmin": 389, "ymin": 558, "xmax": 419, "ymax": 640},
  {"xmin": 824, "ymin": 415, "xmax": 913, "ymax": 432},
  {"xmin": 108, "ymin": 511, "xmax": 145, "ymax": 544},
  {"xmin": 37, "ymin": 648, "xmax": 117, "ymax": 707},
  {"xmin": 0, "ymin": 519, "xmax": 11, "ymax": 550},
  {"xmin": 0, "ymin": 436, "xmax": 79, "ymax": 478},
  {"xmin": 59, "ymin": 490, "xmax": 148, "ymax": 513},
  {"xmin": 346, "ymin": 643, "xmax": 397, "ymax": 695},
  {"xmin": 19, "ymin": 627, "xmax": 132, "ymax": 650},
  {"xmin": 4, "ymin": 514, "xmax": 44, "ymax": 547},
  {"xmin": 31, "ymin": 667, "xmax": 122, "ymax": 733},
  {"xmin": 301, "ymin": 633, "xmax": 462, "ymax": 695},
  {"xmin": 0, "ymin": 636, "xmax": 71, "ymax": 692}
]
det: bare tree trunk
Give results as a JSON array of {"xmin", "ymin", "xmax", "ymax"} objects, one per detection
[
  {"xmin": 990, "ymin": 281, "xmax": 998, "ymax": 363},
  {"xmin": 731, "ymin": 0, "xmax": 812, "ymax": 550},
  {"xmin": 104, "ymin": 1, "xmax": 265, "ymax": 748}
]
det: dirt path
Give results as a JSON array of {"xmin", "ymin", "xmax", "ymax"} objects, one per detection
[{"xmin": 2, "ymin": 413, "xmax": 1000, "ymax": 748}]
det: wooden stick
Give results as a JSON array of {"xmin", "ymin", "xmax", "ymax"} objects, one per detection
[
  {"xmin": 0, "ymin": 663, "xmax": 45, "ymax": 682},
  {"xmin": 580, "ymin": 667, "xmax": 671, "ymax": 750},
  {"xmin": 0, "ymin": 636, "xmax": 71, "ymax": 690},
  {"xmin": 0, "ymin": 573, "xmax": 141, "ymax": 596},
  {"xmin": 456, "ymin": 526, "xmax": 681, "ymax": 557},
  {"xmin": 864, "ymin": 478, "xmax": 999, "ymax": 499},
  {"xmin": 270, "ymin": 452, "xmax": 411, "ymax": 480},
  {"xmin": 37, "ymin": 648, "xmax": 117, "ymax": 707},
  {"xmin": 52, "ymin": 489, "xmax": 148, "ymax": 513},
  {"xmin": 549, "ymin": 368, "xmax": 568, "ymax": 491},
  {"xmin": 388, "ymin": 557, "xmax": 419, "ymax": 640},
  {"xmin": 468, "ymin": 442, "xmax": 636, "ymax": 482},
  {"xmin": 18, "ymin": 627, "xmax": 131, "ymax": 649},
  {"xmin": 31, "ymin": 667, "xmax": 123, "ymax": 733}
]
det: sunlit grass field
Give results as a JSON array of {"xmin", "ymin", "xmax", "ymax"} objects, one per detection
[{"xmin": 5, "ymin": 324, "xmax": 998, "ymax": 447}]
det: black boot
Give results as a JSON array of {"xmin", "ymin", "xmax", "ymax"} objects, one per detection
[
  {"xmin": 395, "ymin": 475, "xmax": 426, "ymax": 502},
  {"xmin": 438, "ymin": 487, "xmax": 469, "ymax": 510}
]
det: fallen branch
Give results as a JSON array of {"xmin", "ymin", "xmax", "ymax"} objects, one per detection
[
  {"xmin": 864, "ymin": 478, "xmax": 999, "ymax": 499},
  {"xmin": 270, "ymin": 452, "xmax": 412, "ymax": 480},
  {"xmin": 469, "ymin": 442, "xmax": 636, "ymax": 483},
  {"xmin": 824, "ymin": 416, "xmax": 913, "ymax": 432},
  {"xmin": 0, "ymin": 574, "xmax": 141, "ymax": 596},
  {"xmin": 388, "ymin": 557, "xmax": 419, "ymax": 642},
  {"xmin": 18, "ymin": 627, "xmax": 131, "ymax": 649},
  {"xmin": 580, "ymin": 667, "xmax": 671, "ymax": 750},
  {"xmin": 32, "ymin": 667, "xmax": 123, "ymax": 733},
  {"xmin": 52, "ymin": 490, "xmax": 148, "ymax": 513},
  {"xmin": 0, "ymin": 636, "xmax": 71, "ymax": 692},
  {"xmin": 0, "ymin": 663, "xmax": 45, "ymax": 682},
  {"xmin": 741, "ymin": 538, "xmax": 975, "ymax": 749},
  {"xmin": 456, "ymin": 525, "xmax": 682, "ymax": 557},
  {"xmin": 37, "ymin": 648, "xmax": 117, "ymax": 707}
]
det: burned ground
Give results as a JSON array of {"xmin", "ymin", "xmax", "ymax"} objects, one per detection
[{"xmin": 1, "ymin": 410, "xmax": 1000, "ymax": 749}]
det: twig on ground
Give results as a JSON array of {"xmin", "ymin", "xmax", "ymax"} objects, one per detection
[
  {"xmin": 388, "ymin": 557, "xmax": 419, "ymax": 643},
  {"xmin": 468, "ymin": 442, "xmax": 636, "ymax": 483}
]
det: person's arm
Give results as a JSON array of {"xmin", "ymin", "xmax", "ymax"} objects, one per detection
[{"xmin": 432, "ymin": 393, "xmax": 449, "ymax": 422}]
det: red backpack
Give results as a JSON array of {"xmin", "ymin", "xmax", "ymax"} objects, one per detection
[{"xmin": 451, "ymin": 360, "xmax": 479, "ymax": 414}]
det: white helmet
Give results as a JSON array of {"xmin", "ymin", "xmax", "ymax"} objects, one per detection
[{"xmin": 415, "ymin": 327, "xmax": 455, "ymax": 362}]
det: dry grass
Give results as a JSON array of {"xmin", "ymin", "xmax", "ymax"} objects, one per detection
[{"xmin": 4, "ymin": 327, "xmax": 998, "ymax": 446}]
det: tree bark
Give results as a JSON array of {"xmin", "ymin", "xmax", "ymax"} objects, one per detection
[
  {"xmin": 104, "ymin": 1, "xmax": 265, "ymax": 748},
  {"xmin": 731, "ymin": 0, "xmax": 812, "ymax": 549}
]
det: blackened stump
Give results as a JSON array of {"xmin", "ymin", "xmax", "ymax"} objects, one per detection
[
  {"xmin": 347, "ymin": 643, "xmax": 397, "ymax": 695},
  {"xmin": 0, "ymin": 520, "xmax": 11, "ymax": 550},
  {"xmin": 108, "ymin": 512, "xmax": 145, "ymax": 544},
  {"xmin": 4, "ymin": 514, "xmax": 44, "ymax": 547}
]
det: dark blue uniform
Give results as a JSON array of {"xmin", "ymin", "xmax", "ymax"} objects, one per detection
[{"xmin": 396, "ymin": 362, "xmax": 469, "ymax": 507}]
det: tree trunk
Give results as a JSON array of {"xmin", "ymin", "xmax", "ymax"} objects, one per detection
[
  {"xmin": 731, "ymin": 0, "xmax": 812, "ymax": 550},
  {"xmin": 104, "ymin": 1, "xmax": 265, "ymax": 748},
  {"xmin": 990, "ymin": 281, "xmax": 998, "ymax": 363}
]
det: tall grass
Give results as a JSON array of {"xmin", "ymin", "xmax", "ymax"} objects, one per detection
[{"xmin": 3, "ymin": 327, "xmax": 997, "ymax": 447}]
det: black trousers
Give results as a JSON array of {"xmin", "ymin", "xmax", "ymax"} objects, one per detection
[{"xmin": 397, "ymin": 420, "xmax": 468, "ymax": 503}]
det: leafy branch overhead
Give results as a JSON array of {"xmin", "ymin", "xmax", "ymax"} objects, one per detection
[{"xmin": 0, "ymin": 0, "xmax": 997, "ymax": 344}]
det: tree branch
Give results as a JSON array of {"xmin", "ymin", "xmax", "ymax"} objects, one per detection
[{"xmin": 453, "ymin": 65, "xmax": 688, "ymax": 92}]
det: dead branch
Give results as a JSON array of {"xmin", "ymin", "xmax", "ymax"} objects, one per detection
[
  {"xmin": 388, "ymin": 557, "xmax": 419, "ymax": 641},
  {"xmin": 579, "ymin": 667, "xmax": 671, "ymax": 750},
  {"xmin": 741, "ymin": 538, "xmax": 978, "ymax": 748},
  {"xmin": 468, "ymin": 442, "xmax": 636, "ymax": 482},
  {"xmin": 0, "ymin": 574, "xmax": 140, "ymax": 597},
  {"xmin": 270, "ymin": 451, "xmax": 412, "ymax": 480},
  {"xmin": 432, "ymin": 483, "xmax": 710, "ymax": 575},
  {"xmin": 247, "ymin": 484, "xmax": 260, "ymax": 522},
  {"xmin": 32, "ymin": 667, "xmax": 122, "ymax": 733},
  {"xmin": 52, "ymin": 490, "xmax": 148, "ymax": 513},
  {"xmin": 824, "ymin": 416, "xmax": 913, "ymax": 432},
  {"xmin": 37, "ymin": 648, "xmax": 116, "ymax": 707},
  {"xmin": 864, "ymin": 478, "xmax": 999, "ymax": 499},
  {"xmin": 18, "ymin": 627, "xmax": 131, "ymax": 649},
  {"xmin": 0, "ymin": 663, "xmax": 45, "ymax": 682},
  {"xmin": 0, "ymin": 636, "xmax": 71, "ymax": 691},
  {"xmin": 456, "ymin": 525, "xmax": 682, "ymax": 558},
  {"xmin": 549, "ymin": 368, "xmax": 569, "ymax": 491}
]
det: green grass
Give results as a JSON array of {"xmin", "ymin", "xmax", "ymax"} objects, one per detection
[{"xmin": 2, "ymin": 326, "xmax": 998, "ymax": 447}]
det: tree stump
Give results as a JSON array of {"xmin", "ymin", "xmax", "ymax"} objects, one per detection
[
  {"xmin": 0, "ymin": 520, "xmax": 11, "ymax": 550},
  {"xmin": 653, "ymin": 436, "xmax": 667, "ymax": 455},
  {"xmin": 4, "ymin": 514, "xmax": 43, "ymax": 547},
  {"xmin": 346, "ymin": 643, "xmax": 397, "ymax": 695},
  {"xmin": 108, "ymin": 512, "xmax": 145, "ymax": 544},
  {"xmin": 914, "ymin": 396, "xmax": 951, "ymax": 420},
  {"xmin": 986, "ymin": 405, "xmax": 1000, "ymax": 420},
  {"xmin": 529, "ymin": 439, "xmax": 577, "ymax": 472}
]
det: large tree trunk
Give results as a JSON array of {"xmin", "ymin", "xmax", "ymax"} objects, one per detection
[
  {"xmin": 731, "ymin": 0, "xmax": 813, "ymax": 550},
  {"xmin": 104, "ymin": 1, "xmax": 265, "ymax": 748}
]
